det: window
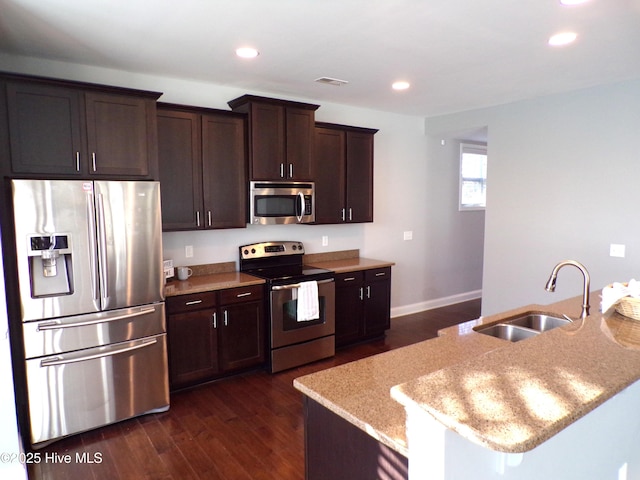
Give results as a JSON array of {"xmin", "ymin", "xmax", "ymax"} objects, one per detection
[{"xmin": 459, "ymin": 143, "xmax": 487, "ymax": 211}]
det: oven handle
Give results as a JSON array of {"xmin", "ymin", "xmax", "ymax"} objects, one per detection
[{"xmin": 271, "ymin": 278, "xmax": 334, "ymax": 290}]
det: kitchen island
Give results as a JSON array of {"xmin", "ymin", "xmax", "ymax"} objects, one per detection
[{"xmin": 294, "ymin": 293, "xmax": 640, "ymax": 479}]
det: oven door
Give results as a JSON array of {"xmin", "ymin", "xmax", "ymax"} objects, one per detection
[{"xmin": 270, "ymin": 279, "xmax": 335, "ymax": 348}]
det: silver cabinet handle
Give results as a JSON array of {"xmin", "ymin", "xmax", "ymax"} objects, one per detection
[
  {"xmin": 185, "ymin": 300, "xmax": 202, "ymax": 306},
  {"xmin": 375, "ymin": 272, "xmax": 386, "ymax": 277},
  {"xmin": 366, "ymin": 286, "xmax": 371, "ymax": 298},
  {"xmin": 91, "ymin": 152, "xmax": 97, "ymax": 172},
  {"xmin": 289, "ymin": 163, "xmax": 293, "ymax": 178},
  {"xmin": 280, "ymin": 163, "xmax": 285, "ymax": 178},
  {"xmin": 76, "ymin": 152, "xmax": 80, "ymax": 171},
  {"xmin": 40, "ymin": 338, "xmax": 157, "ymax": 367},
  {"xmin": 236, "ymin": 292, "xmax": 252, "ymax": 298},
  {"xmin": 212, "ymin": 312, "xmax": 217, "ymax": 328},
  {"xmin": 343, "ymin": 277, "xmax": 356, "ymax": 282},
  {"xmin": 196, "ymin": 211, "xmax": 201, "ymax": 227},
  {"xmin": 207, "ymin": 210, "xmax": 212, "ymax": 227},
  {"xmin": 341, "ymin": 208, "xmax": 346, "ymax": 222},
  {"xmin": 223, "ymin": 310, "xmax": 229, "ymax": 326},
  {"xmin": 349, "ymin": 208, "xmax": 353, "ymax": 221}
]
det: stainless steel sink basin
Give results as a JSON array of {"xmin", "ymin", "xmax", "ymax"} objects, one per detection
[
  {"xmin": 474, "ymin": 311, "xmax": 570, "ymax": 342},
  {"xmin": 475, "ymin": 324, "xmax": 539, "ymax": 342},
  {"xmin": 506, "ymin": 313, "xmax": 570, "ymax": 331}
]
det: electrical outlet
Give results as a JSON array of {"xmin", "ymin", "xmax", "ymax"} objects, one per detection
[
  {"xmin": 403, "ymin": 231, "xmax": 413, "ymax": 241},
  {"xmin": 610, "ymin": 244, "xmax": 625, "ymax": 258},
  {"xmin": 185, "ymin": 245, "xmax": 194, "ymax": 258},
  {"xmin": 322, "ymin": 236, "xmax": 329, "ymax": 247}
]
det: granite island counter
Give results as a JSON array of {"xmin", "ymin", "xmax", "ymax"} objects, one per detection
[{"xmin": 294, "ymin": 292, "xmax": 640, "ymax": 480}]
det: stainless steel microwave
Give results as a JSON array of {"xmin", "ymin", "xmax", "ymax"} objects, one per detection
[{"xmin": 249, "ymin": 181, "xmax": 315, "ymax": 225}]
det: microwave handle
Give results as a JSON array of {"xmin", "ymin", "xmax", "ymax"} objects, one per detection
[{"xmin": 296, "ymin": 192, "xmax": 304, "ymax": 222}]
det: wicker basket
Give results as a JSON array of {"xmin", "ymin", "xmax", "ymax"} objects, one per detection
[{"xmin": 615, "ymin": 296, "xmax": 640, "ymax": 321}]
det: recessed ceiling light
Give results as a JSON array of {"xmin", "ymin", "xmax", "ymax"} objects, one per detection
[
  {"xmin": 560, "ymin": 0, "xmax": 589, "ymax": 5},
  {"xmin": 548, "ymin": 32, "xmax": 578, "ymax": 46},
  {"xmin": 392, "ymin": 81, "xmax": 410, "ymax": 91},
  {"xmin": 236, "ymin": 47, "xmax": 259, "ymax": 59}
]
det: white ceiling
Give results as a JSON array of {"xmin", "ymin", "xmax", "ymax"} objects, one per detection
[{"xmin": 1, "ymin": 0, "xmax": 639, "ymax": 117}]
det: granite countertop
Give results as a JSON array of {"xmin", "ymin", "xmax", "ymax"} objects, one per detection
[
  {"xmin": 304, "ymin": 249, "xmax": 395, "ymax": 273},
  {"xmin": 164, "ymin": 261, "xmax": 264, "ymax": 297},
  {"xmin": 294, "ymin": 292, "xmax": 640, "ymax": 456}
]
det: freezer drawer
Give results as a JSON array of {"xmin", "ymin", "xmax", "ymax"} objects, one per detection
[
  {"xmin": 26, "ymin": 333, "xmax": 169, "ymax": 446},
  {"xmin": 22, "ymin": 303, "xmax": 166, "ymax": 358}
]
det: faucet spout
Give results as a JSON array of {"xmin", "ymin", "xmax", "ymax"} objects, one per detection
[{"xmin": 544, "ymin": 260, "xmax": 590, "ymax": 319}]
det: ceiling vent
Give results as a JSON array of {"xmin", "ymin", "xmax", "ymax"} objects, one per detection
[{"xmin": 314, "ymin": 77, "xmax": 349, "ymax": 86}]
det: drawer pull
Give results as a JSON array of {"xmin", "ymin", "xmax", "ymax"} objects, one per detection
[
  {"xmin": 236, "ymin": 292, "xmax": 252, "ymax": 298},
  {"xmin": 343, "ymin": 277, "xmax": 356, "ymax": 282},
  {"xmin": 375, "ymin": 272, "xmax": 386, "ymax": 277},
  {"xmin": 185, "ymin": 300, "xmax": 203, "ymax": 306}
]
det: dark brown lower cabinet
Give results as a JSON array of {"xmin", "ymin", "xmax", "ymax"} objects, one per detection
[
  {"xmin": 335, "ymin": 267, "xmax": 392, "ymax": 347},
  {"xmin": 166, "ymin": 285, "xmax": 265, "ymax": 390},
  {"xmin": 304, "ymin": 396, "xmax": 408, "ymax": 480}
]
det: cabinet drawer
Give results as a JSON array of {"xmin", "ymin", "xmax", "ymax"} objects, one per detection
[
  {"xmin": 365, "ymin": 267, "xmax": 391, "ymax": 283},
  {"xmin": 335, "ymin": 271, "xmax": 364, "ymax": 286},
  {"xmin": 167, "ymin": 292, "xmax": 217, "ymax": 313},
  {"xmin": 219, "ymin": 284, "xmax": 264, "ymax": 305}
]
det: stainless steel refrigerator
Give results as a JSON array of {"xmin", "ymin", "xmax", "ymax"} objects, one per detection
[{"xmin": 12, "ymin": 179, "xmax": 169, "ymax": 447}]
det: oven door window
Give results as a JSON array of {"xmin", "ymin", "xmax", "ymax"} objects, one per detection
[{"xmin": 282, "ymin": 296, "xmax": 326, "ymax": 330}]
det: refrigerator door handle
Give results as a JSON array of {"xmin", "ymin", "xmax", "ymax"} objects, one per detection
[
  {"xmin": 86, "ymin": 189, "xmax": 100, "ymax": 302},
  {"xmin": 39, "ymin": 337, "xmax": 158, "ymax": 367},
  {"xmin": 96, "ymin": 192, "xmax": 109, "ymax": 303},
  {"xmin": 36, "ymin": 306, "xmax": 157, "ymax": 331}
]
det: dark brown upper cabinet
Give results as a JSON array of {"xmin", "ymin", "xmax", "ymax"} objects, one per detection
[
  {"xmin": 313, "ymin": 122, "xmax": 378, "ymax": 224},
  {"xmin": 2, "ymin": 74, "xmax": 160, "ymax": 179},
  {"xmin": 157, "ymin": 103, "xmax": 247, "ymax": 231},
  {"xmin": 228, "ymin": 95, "xmax": 319, "ymax": 181}
]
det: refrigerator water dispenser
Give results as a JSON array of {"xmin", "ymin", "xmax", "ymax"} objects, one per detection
[{"xmin": 27, "ymin": 234, "xmax": 73, "ymax": 297}]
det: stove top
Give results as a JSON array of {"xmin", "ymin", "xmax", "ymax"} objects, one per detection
[{"xmin": 239, "ymin": 241, "xmax": 334, "ymax": 285}]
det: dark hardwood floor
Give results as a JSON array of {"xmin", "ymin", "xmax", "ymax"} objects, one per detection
[{"xmin": 27, "ymin": 299, "xmax": 480, "ymax": 480}]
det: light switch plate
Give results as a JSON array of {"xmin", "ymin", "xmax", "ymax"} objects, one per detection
[
  {"xmin": 610, "ymin": 244, "xmax": 625, "ymax": 258},
  {"xmin": 403, "ymin": 231, "xmax": 413, "ymax": 241}
]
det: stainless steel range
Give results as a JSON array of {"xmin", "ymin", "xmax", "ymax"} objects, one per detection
[{"xmin": 239, "ymin": 241, "xmax": 335, "ymax": 373}]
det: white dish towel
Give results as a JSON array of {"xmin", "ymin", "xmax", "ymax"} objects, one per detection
[{"xmin": 296, "ymin": 281, "xmax": 320, "ymax": 321}]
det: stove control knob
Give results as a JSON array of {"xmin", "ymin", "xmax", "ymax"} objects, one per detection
[
  {"xmin": 251, "ymin": 248, "xmax": 256, "ymax": 254},
  {"xmin": 298, "ymin": 243, "xmax": 303, "ymax": 250},
  {"xmin": 243, "ymin": 249, "xmax": 249, "ymax": 255},
  {"xmin": 292, "ymin": 245, "xmax": 297, "ymax": 251}
]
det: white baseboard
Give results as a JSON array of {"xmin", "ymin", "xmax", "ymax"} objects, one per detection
[{"xmin": 390, "ymin": 290, "xmax": 482, "ymax": 319}]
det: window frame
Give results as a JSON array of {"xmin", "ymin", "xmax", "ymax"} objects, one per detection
[{"xmin": 458, "ymin": 142, "xmax": 487, "ymax": 211}]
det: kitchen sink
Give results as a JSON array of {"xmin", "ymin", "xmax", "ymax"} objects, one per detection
[
  {"xmin": 474, "ymin": 311, "xmax": 570, "ymax": 342},
  {"xmin": 506, "ymin": 313, "xmax": 570, "ymax": 331},
  {"xmin": 475, "ymin": 324, "xmax": 539, "ymax": 342}
]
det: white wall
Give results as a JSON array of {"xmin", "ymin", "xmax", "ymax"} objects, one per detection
[
  {"xmin": 0, "ymin": 53, "xmax": 485, "ymax": 315},
  {"xmin": 425, "ymin": 78, "xmax": 640, "ymax": 316}
]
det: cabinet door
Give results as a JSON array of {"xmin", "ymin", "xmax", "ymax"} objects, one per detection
[
  {"xmin": 249, "ymin": 102, "xmax": 285, "ymax": 180},
  {"xmin": 6, "ymin": 82, "xmax": 84, "ymax": 175},
  {"xmin": 286, "ymin": 107, "xmax": 315, "ymax": 180},
  {"xmin": 346, "ymin": 131, "xmax": 374, "ymax": 223},
  {"xmin": 202, "ymin": 113, "xmax": 247, "ymax": 228},
  {"xmin": 334, "ymin": 272, "xmax": 364, "ymax": 347},
  {"xmin": 157, "ymin": 109, "xmax": 203, "ymax": 230},
  {"xmin": 363, "ymin": 268, "xmax": 391, "ymax": 336},
  {"xmin": 219, "ymin": 300, "xmax": 265, "ymax": 372},
  {"xmin": 313, "ymin": 127, "xmax": 346, "ymax": 224},
  {"xmin": 167, "ymin": 308, "xmax": 219, "ymax": 389},
  {"xmin": 85, "ymin": 92, "xmax": 152, "ymax": 177}
]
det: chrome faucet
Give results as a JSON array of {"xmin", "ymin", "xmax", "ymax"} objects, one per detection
[{"xmin": 545, "ymin": 260, "xmax": 591, "ymax": 319}]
